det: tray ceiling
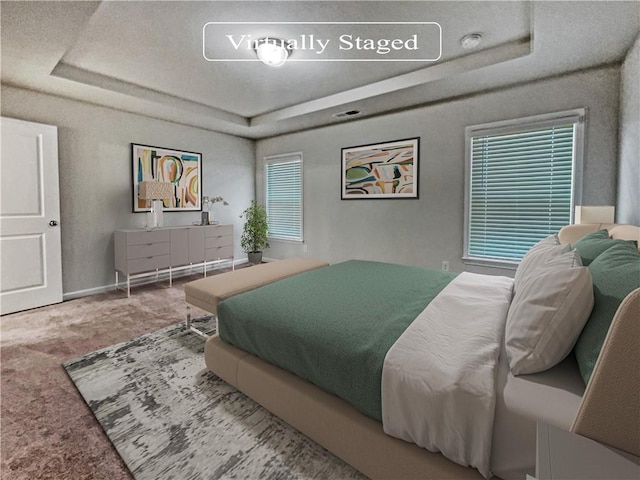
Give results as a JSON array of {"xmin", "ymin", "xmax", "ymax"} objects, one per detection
[{"xmin": 1, "ymin": 1, "xmax": 638, "ymax": 139}]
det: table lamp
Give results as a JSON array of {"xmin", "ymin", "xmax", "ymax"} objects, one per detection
[{"xmin": 138, "ymin": 181, "xmax": 172, "ymax": 229}]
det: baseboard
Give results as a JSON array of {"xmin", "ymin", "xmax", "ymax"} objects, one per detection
[
  {"xmin": 63, "ymin": 258, "xmax": 249, "ymax": 301},
  {"xmin": 63, "ymin": 284, "xmax": 115, "ymax": 301}
]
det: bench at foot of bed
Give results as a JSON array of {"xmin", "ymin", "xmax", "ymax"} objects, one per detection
[{"xmin": 184, "ymin": 257, "xmax": 329, "ymax": 337}]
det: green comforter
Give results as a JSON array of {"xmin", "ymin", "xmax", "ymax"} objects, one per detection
[{"xmin": 217, "ymin": 260, "xmax": 456, "ymax": 420}]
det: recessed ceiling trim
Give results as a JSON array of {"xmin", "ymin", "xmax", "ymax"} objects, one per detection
[
  {"xmin": 332, "ymin": 110, "xmax": 362, "ymax": 119},
  {"xmin": 50, "ymin": 62, "xmax": 249, "ymax": 127},
  {"xmin": 250, "ymin": 37, "xmax": 531, "ymax": 127}
]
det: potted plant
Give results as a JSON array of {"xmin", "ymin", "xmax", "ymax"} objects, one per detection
[{"xmin": 240, "ymin": 200, "xmax": 269, "ymax": 264}]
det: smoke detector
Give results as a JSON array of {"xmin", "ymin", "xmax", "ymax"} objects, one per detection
[{"xmin": 460, "ymin": 33, "xmax": 483, "ymax": 50}]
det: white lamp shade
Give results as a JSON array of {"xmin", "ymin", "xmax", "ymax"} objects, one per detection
[
  {"xmin": 138, "ymin": 181, "xmax": 172, "ymax": 200},
  {"xmin": 575, "ymin": 206, "xmax": 615, "ymax": 224}
]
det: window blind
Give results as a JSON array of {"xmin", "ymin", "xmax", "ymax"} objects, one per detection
[
  {"xmin": 467, "ymin": 121, "xmax": 578, "ymax": 263},
  {"xmin": 265, "ymin": 155, "xmax": 303, "ymax": 241}
]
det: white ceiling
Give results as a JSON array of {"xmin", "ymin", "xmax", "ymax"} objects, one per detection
[{"xmin": 1, "ymin": 1, "xmax": 639, "ymax": 139}]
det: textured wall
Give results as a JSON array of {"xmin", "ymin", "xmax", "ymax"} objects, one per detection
[
  {"xmin": 617, "ymin": 34, "xmax": 640, "ymax": 226},
  {"xmin": 1, "ymin": 86, "xmax": 255, "ymax": 297},
  {"xmin": 256, "ymin": 66, "xmax": 620, "ymax": 275}
]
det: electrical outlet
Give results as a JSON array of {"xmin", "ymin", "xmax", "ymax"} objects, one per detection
[
  {"xmin": 441, "ymin": 261, "xmax": 449, "ymax": 272},
  {"xmin": 303, "ymin": 244, "xmax": 308, "ymax": 254}
]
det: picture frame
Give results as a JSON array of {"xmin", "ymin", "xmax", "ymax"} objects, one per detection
[
  {"xmin": 131, "ymin": 143, "xmax": 202, "ymax": 212},
  {"xmin": 341, "ymin": 137, "xmax": 419, "ymax": 199}
]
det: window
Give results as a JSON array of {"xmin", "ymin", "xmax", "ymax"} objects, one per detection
[
  {"xmin": 464, "ymin": 110, "xmax": 584, "ymax": 266},
  {"xmin": 264, "ymin": 153, "xmax": 303, "ymax": 242}
]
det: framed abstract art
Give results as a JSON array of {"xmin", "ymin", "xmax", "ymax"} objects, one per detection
[
  {"xmin": 131, "ymin": 143, "xmax": 202, "ymax": 212},
  {"xmin": 341, "ymin": 137, "xmax": 419, "ymax": 199}
]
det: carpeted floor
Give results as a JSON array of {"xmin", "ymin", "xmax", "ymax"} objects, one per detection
[{"xmin": 0, "ymin": 273, "xmax": 215, "ymax": 480}]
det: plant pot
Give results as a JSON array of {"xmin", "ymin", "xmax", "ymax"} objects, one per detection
[{"xmin": 248, "ymin": 251, "xmax": 263, "ymax": 265}]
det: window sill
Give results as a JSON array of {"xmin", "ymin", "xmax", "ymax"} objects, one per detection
[
  {"xmin": 267, "ymin": 236, "xmax": 304, "ymax": 244},
  {"xmin": 462, "ymin": 257, "xmax": 518, "ymax": 271}
]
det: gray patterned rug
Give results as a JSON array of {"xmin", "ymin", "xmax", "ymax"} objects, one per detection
[{"xmin": 63, "ymin": 318, "xmax": 365, "ymax": 480}]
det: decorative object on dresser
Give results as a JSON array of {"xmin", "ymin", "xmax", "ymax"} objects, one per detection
[
  {"xmin": 131, "ymin": 143, "xmax": 202, "ymax": 212},
  {"xmin": 114, "ymin": 225, "xmax": 233, "ymax": 297},
  {"xmin": 201, "ymin": 195, "xmax": 229, "ymax": 225},
  {"xmin": 240, "ymin": 200, "xmax": 269, "ymax": 264},
  {"xmin": 138, "ymin": 181, "xmax": 172, "ymax": 228},
  {"xmin": 341, "ymin": 137, "xmax": 419, "ymax": 199}
]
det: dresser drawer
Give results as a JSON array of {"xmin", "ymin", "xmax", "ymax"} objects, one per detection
[
  {"xmin": 205, "ymin": 235, "xmax": 233, "ymax": 249},
  {"xmin": 205, "ymin": 246, "xmax": 233, "ymax": 261},
  {"xmin": 204, "ymin": 224, "xmax": 233, "ymax": 237},
  {"xmin": 127, "ymin": 241, "xmax": 170, "ymax": 260},
  {"xmin": 126, "ymin": 230, "xmax": 171, "ymax": 245},
  {"xmin": 115, "ymin": 224, "xmax": 234, "ymax": 297},
  {"xmin": 127, "ymin": 254, "xmax": 171, "ymax": 274}
]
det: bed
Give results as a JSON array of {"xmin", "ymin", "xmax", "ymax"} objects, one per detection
[{"xmin": 197, "ymin": 223, "xmax": 640, "ymax": 479}]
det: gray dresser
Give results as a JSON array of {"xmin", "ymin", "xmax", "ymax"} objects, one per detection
[{"xmin": 114, "ymin": 225, "xmax": 233, "ymax": 296}]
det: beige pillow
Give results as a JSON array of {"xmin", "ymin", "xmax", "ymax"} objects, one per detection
[
  {"xmin": 514, "ymin": 235, "xmax": 571, "ymax": 288},
  {"xmin": 506, "ymin": 249, "xmax": 594, "ymax": 375}
]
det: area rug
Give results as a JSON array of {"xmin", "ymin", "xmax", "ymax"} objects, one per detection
[{"xmin": 63, "ymin": 317, "xmax": 364, "ymax": 480}]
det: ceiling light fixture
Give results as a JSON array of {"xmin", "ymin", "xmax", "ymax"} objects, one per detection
[
  {"xmin": 460, "ymin": 33, "xmax": 483, "ymax": 50},
  {"xmin": 254, "ymin": 37, "xmax": 292, "ymax": 67}
]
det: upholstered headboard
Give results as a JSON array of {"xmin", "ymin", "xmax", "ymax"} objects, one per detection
[
  {"xmin": 558, "ymin": 223, "xmax": 640, "ymax": 457},
  {"xmin": 558, "ymin": 223, "xmax": 640, "ymax": 251}
]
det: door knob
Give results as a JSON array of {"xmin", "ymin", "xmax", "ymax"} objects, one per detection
[{"xmin": 49, "ymin": 220, "xmax": 59, "ymax": 226}]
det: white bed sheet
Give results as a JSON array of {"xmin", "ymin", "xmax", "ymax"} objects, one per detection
[
  {"xmin": 490, "ymin": 342, "xmax": 586, "ymax": 480},
  {"xmin": 382, "ymin": 272, "xmax": 513, "ymax": 479}
]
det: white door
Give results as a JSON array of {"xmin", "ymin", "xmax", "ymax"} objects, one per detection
[{"xmin": 1, "ymin": 117, "xmax": 62, "ymax": 315}]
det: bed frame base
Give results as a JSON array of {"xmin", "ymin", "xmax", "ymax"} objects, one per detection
[{"xmin": 205, "ymin": 334, "xmax": 483, "ymax": 480}]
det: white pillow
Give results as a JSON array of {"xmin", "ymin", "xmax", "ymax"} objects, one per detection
[
  {"xmin": 514, "ymin": 234, "xmax": 571, "ymax": 288},
  {"xmin": 506, "ymin": 249, "xmax": 594, "ymax": 375}
]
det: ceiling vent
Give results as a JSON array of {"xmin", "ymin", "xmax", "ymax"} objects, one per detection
[{"xmin": 332, "ymin": 110, "xmax": 362, "ymax": 119}]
